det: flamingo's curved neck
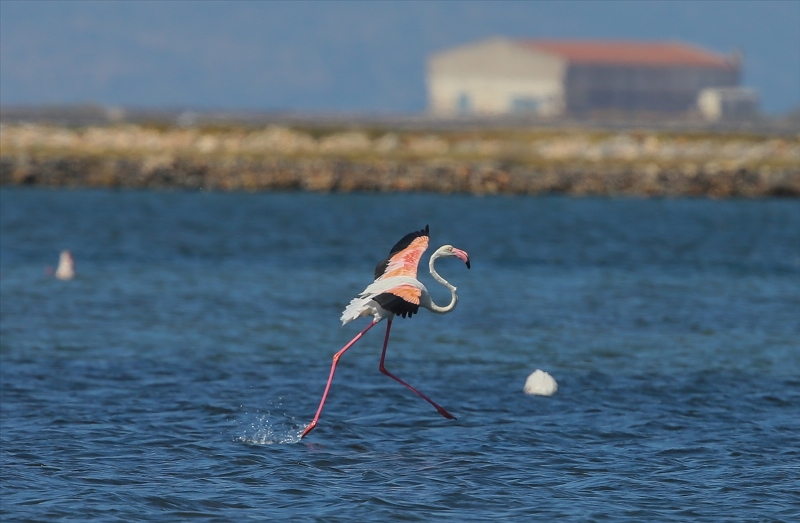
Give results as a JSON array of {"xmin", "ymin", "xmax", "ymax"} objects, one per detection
[{"xmin": 425, "ymin": 248, "xmax": 458, "ymax": 314}]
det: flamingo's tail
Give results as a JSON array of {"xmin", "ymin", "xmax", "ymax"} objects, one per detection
[{"xmin": 340, "ymin": 295, "xmax": 376, "ymax": 325}]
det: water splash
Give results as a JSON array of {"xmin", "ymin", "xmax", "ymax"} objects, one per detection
[{"xmin": 233, "ymin": 401, "xmax": 305, "ymax": 445}]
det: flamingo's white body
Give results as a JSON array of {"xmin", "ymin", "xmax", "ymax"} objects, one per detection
[
  {"xmin": 340, "ymin": 246, "xmax": 464, "ymax": 324},
  {"xmin": 301, "ymin": 225, "xmax": 470, "ymax": 439}
]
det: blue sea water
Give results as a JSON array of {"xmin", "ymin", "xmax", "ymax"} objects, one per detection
[{"xmin": 1, "ymin": 188, "xmax": 799, "ymax": 521}]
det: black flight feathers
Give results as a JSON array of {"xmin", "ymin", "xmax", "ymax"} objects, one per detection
[
  {"xmin": 373, "ymin": 293, "xmax": 420, "ymax": 318},
  {"xmin": 387, "ymin": 224, "xmax": 429, "ymax": 257},
  {"xmin": 373, "ymin": 225, "xmax": 429, "ymax": 280}
]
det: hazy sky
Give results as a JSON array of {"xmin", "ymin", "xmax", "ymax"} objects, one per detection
[{"xmin": 1, "ymin": 1, "xmax": 798, "ymax": 114}]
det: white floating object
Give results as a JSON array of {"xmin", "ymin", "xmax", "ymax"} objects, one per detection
[
  {"xmin": 524, "ymin": 369, "xmax": 558, "ymax": 396},
  {"xmin": 55, "ymin": 250, "xmax": 75, "ymax": 280}
]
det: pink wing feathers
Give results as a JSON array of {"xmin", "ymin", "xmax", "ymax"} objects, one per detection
[
  {"xmin": 374, "ymin": 225, "xmax": 430, "ymax": 281},
  {"xmin": 372, "ymin": 283, "xmax": 422, "ymax": 318},
  {"xmin": 366, "ymin": 225, "xmax": 430, "ymax": 319}
]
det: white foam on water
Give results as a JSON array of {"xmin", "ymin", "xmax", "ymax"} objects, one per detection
[
  {"xmin": 233, "ymin": 401, "xmax": 304, "ymax": 445},
  {"xmin": 524, "ymin": 369, "xmax": 558, "ymax": 396}
]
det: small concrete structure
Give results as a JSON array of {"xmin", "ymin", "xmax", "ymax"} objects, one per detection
[
  {"xmin": 697, "ymin": 87, "xmax": 759, "ymax": 121},
  {"xmin": 427, "ymin": 38, "xmax": 741, "ymax": 117}
]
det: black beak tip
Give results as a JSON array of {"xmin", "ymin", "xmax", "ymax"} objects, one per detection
[{"xmin": 466, "ymin": 259, "xmax": 471, "ymax": 269}]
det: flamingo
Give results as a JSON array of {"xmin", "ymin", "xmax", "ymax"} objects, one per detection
[{"xmin": 301, "ymin": 225, "xmax": 470, "ymax": 439}]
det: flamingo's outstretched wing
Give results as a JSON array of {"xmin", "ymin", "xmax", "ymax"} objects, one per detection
[
  {"xmin": 341, "ymin": 276, "xmax": 423, "ymax": 324},
  {"xmin": 374, "ymin": 225, "xmax": 430, "ymax": 281},
  {"xmin": 374, "ymin": 284, "xmax": 421, "ymax": 318}
]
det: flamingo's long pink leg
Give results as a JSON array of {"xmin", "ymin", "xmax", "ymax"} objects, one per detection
[
  {"xmin": 379, "ymin": 319, "xmax": 456, "ymax": 420},
  {"xmin": 301, "ymin": 320, "xmax": 377, "ymax": 439}
]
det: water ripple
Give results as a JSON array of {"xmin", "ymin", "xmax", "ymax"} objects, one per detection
[{"xmin": 2, "ymin": 190, "xmax": 799, "ymax": 521}]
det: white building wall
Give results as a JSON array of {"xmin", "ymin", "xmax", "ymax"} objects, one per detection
[{"xmin": 427, "ymin": 39, "xmax": 566, "ymax": 116}]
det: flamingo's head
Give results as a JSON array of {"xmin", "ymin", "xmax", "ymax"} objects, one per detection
[{"xmin": 441, "ymin": 245, "xmax": 471, "ymax": 269}]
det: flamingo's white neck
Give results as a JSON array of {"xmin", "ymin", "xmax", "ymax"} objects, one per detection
[{"xmin": 424, "ymin": 246, "xmax": 459, "ymax": 314}]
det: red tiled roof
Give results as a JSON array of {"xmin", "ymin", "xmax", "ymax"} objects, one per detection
[{"xmin": 520, "ymin": 40, "xmax": 734, "ymax": 68}]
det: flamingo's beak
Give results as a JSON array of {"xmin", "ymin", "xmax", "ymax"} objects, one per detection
[{"xmin": 453, "ymin": 248, "xmax": 471, "ymax": 269}]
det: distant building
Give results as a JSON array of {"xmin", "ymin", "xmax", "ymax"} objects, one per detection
[
  {"xmin": 697, "ymin": 87, "xmax": 759, "ymax": 121},
  {"xmin": 427, "ymin": 38, "xmax": 743, "ymax": 117}
]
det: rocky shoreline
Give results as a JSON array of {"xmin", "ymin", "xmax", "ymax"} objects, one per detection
[{"xmin": 2, "ymin": 124, "xmax": 798, "ymax": 197}]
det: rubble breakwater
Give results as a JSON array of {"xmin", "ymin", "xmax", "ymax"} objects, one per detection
[{"xmin": 2, "ymin": 124, "xmax": 798, "ymax": 197}]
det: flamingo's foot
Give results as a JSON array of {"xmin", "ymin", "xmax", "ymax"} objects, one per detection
[
  {"xmin": 300, "ymin": 421, "xmax": 317, "ymax": 439},
  {"xmin": 436, "ymin": 407, "xmax": 457, "ymax": 420}
]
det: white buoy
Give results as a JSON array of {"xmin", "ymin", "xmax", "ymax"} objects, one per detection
[
  {"xmin": 524, "ymin": 369, "xmax": 558, "ymax": 396},
  {"xmin": 55, "ymin": 250, "xmax": 75, "ymax": 280}
]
